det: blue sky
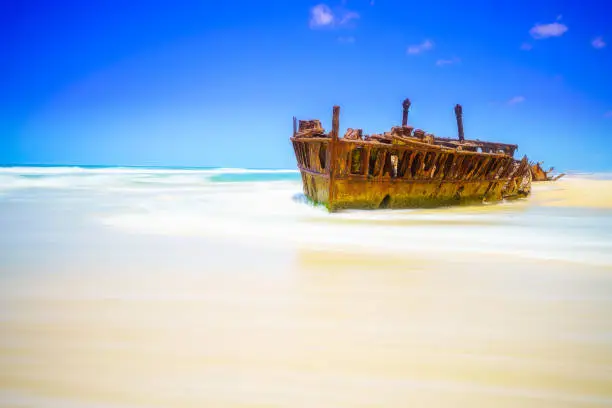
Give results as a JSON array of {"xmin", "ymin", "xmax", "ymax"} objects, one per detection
[{"xmin": 2, "ymin": 0, "xmax": 611, "ymax": 171}]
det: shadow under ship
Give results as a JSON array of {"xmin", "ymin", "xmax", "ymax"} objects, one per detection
[{"xmin": 290, "ymin": 99, "xmax": 532, "ymax": 212}]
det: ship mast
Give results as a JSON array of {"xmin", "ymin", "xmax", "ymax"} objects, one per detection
[
  {"xmin": 331, "ymin": 105, "xmax": 340, "ymax": 141},
  {"xmin": 402, "ymin": 98, "xmax": 411, "ymax": 127},
  {"xmin": 454, "ymin": 104, "xmax": 464, "ymax": 142}
]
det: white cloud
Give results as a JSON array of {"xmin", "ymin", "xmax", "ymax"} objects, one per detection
[
  {"xmin": 529, "ymin": 22, "xmax": 568, "ymax": 39},
  {"xmin": 436, "ymin": 57, "xmax": 460, "ymax": 66},
  {"xmin": 520, "ymin": 42, "xmax": 533, "ymax": 51},
  {"xmin": 337, "ymin": 36, "xmax": 355, "ymax": 44},
  {"xmin": 309, "ymin": 4, "xmax": 334, "ymax": 28},
  {"xmin": 340, "ymin": 11, "xmax": 360, "ymax": 25},
  {"xmin": 592, "ymin": 37, "xmax": 606, "ymax": 49},
  {"xmin": 407, "ymin": 39, "xmax": 434, "ymax": 54},
  {"xmin": 508, "ymin": 96, "xmax": 526, "ymax": 105},
  {"xmin": 604, "ymin": 111, "xmax": 612, "ymax": 118},
  {"xmin": 309, "ymin": 4, "xmax": 360, "ymax": 29}
]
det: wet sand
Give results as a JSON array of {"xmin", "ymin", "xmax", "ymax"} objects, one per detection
[
  {"xmin": 2, "ymin": 249, "xmax": 612, "ymax": 407},
  {"xmin": 1, "ymin": 173, "xmax": 612, "ymax": 407}
]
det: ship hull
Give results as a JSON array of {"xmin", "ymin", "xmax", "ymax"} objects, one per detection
[
  {"xmin": 330, "ymin": 177, "xmax": 528, "ymax": 211},
  {"xmin": 298, "ymin": 173, "xmax": 529, "ymax": 211},
  {"xmin": 292, "ymin": 137, "xmax": 531, "ymax": 212}
]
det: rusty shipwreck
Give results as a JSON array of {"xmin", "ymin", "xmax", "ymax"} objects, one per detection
[
  {"xmin": 290, "ymin": 99, "xmax": 532, "ymax": 212},
  {"xmin": 530, "ymin": 161, "xmax": 565, "ymax": 182}
]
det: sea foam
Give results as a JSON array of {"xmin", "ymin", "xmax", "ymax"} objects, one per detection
[{"xmin": 1, "ymin": 166, "xmax": 611, "ymax": 266}]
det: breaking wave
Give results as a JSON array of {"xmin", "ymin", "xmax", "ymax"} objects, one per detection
[{"xmin": 0, "ymin": 166, "xmax": 300, "ymax": 192}]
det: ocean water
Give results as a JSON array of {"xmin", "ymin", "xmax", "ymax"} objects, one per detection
[
  {"xmin": 1, "ymin": 165, "xmax": 610, "ymax": 265},
  {"xmin": 1, "ymin": 165, "xmax": 612, "ymax": 407}
]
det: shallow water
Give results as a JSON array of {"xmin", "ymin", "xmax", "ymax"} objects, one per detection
[{"xmin": 1, "ymin": 166, "xmax": 611, "ymax": 407}]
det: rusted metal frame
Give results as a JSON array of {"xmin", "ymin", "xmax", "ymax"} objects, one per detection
[
  {"xmin": 368, "ymin": 148, "xmax": 378, "ymax": 177},
  {"xmin": 382, "ymin": 150, "xmax": 394, "ymax": 178},
  {"xmin": 297, "ymin": 142, "xmax": 305, "ymax": 168},
  {"xmin": 323, "ymin": 140, "xmax": 331, "ymax": 174},
  {"xmin": 462, "ymin": 156, "xmax": 476, "ymax": 178},
  {"xmin": 340, "ymin": 145, "xmax": 352, "ymax": 177},
  {"xmin": 499, "ymin": 157, "xmax": 515, "ymax": 179},
  {"xmin": 465, "ymin": 156, "xmax": 482, "ymax": 180},
  {"xmin": 307, "ymin": 143, "xmax": 316, "ymax": 172},
  {"xmin": 448, "ymin": 155, "xmax": 464, "ymax": 180},
  {"xmin": 313, "ymin": 143, "xmax": 321, "ymax": 173},
  {"xmin": 378, "ymin": 150, "xmax": 389, "ymax": 178},
  {"xmin": 461, "ymin": 155, "xmax": 476, "ymax": 178},
  {"xmin": 419, "ymin": 152, "xmax": 429, "ymax": 178},
  {"xmin": 391, "ymin": 150, "xmax": 400, "ymax": 178},
  {"xmin": 348, "ymin": 145, "xmax": 365, "ymax": 175},
  {"xmin": 307, "ymin": 142, "xmax": 314, "ymax": 171},
  {"xmin": 474, "ymin": 156, "xmax": 495, "ymax": 180},
  {"xmin": 422, "ymin": 152, "xmax": 433, "ymax": 172},
  {"xmin": 302, "ymin": 142, "xmax": 309, "ymax": 170},
  {"xmin": 298, "ymin": 166, "xmax": 330, "ymax": 178},
  {"xmin": 337, "ymin": 175, "xmax": 498, "ymax": 184},
  {"xmin": 456, "ymin": 156, "xmax": 470, "ymax": 179},
  {"xmin": 398, "ymin": 150, "xmax": 413, "ymax": 178},
  {"xmin": 478, "ymin": 158, "xmax": 496, "ymax": 181},
  {"xmin": 488, "ymin": 158, "xmax": 505, "ymax": 180},
  {"xmin": 375, "ymin": 150, "xmax": 386, "ymax": 177},
  {"xmin": 423, "ymin": 152, "xmax": 434, "ymax": 178},
  {"xmin": 440, "ymin": 153, "xmax": 455, "ymax": 180},
  {"xmin": 492, "ymin": 157, "xmax": 507, "ymax": 180},
  {"xmin": 450, "ymin": 155, "xmax": 463, "ymax": 180},
  {"xmin": 482, "ymin": 180, "xmax": 496, "ymax": 197},
  {"xmin": 498, "ymin": 157, "xmax": 512, "ymax": 179},
  {"xmin": 344, "ymin": 137, "xmax": 510, "ymax": 161},
  {"xmin": 338, "ymin": 137, "xmax": 514, "ymax": 159},
  {"xmin": 460, "ymin": 155, "xmax": 476, "ymax": 179},
  {"xmin": 514, "ymin": 156, "xmax": 529, "ymax": 177},
  {"xmin": 297, "ymin": 142, "xmax": 304, "ymax": 169},
  {"xmin": 433, "ymin": 153, "xmax": 447, "ymax": 179},
  {"xmin": 462, "ymin": 156, "xmax": 476, "ymax": 179},
  {"xmin": 327, "ymin": 137, "xmax": 512, "ymax": 182},
  {"xmin": 396, "ymin": 150, "xmax": 407, "ymax": 178},
  {"xmin": 421, "ymin": 152, "xmax": 432, "ymax": 178},
  {"xmin": 367, "ymin": 148, "xmax": 377, "ymax": 176},
  {"xmin": 409, "ymin": 152, "xmax": 422, "ymax": 179},
  {"xmin": 403, "ymin": 151, "xmax": 416, "ymax": 179},
  {"xmin": 346, "ymin": 146, "xmax": 353, "ymax": 175},
  {"xmin": 314, "ymin": 143, "xmax": 323, "ymax": 173},
  {"xmin": 484, "ymin": 158, "xmax": 500, "ymax": 180},
  {"xmin": 474, "ymin": 157, "xmax": 492, "ymax": 181},
  {"xmin": 473, "ymin": 157, "xmax": 487, "ymax": 180},
  {"xmin": 318, "ymin": 141, "xmax": 329, "ymax": 172},
  {"xmin": 473, "ymin": 157, "xmax": 489, "ymax": 180},
  {"xmin": 441, "ymin": 154, "xmax": 454, "ymax": 180},
  {"xmin": 427, "ymin": 152, "xmax": 441, "ymax": 178},
  {"xmin": 328, "ymin": 106, "xmax": 340, "ymax": 209},
  {"xmin": 363, "ymin": 146, "xmax": 371, "ymax": 176}
]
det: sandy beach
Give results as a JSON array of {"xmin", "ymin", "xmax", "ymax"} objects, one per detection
[{"xmin": 1, "ymin": 168, "xmax": 611, "ymax": 407}]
